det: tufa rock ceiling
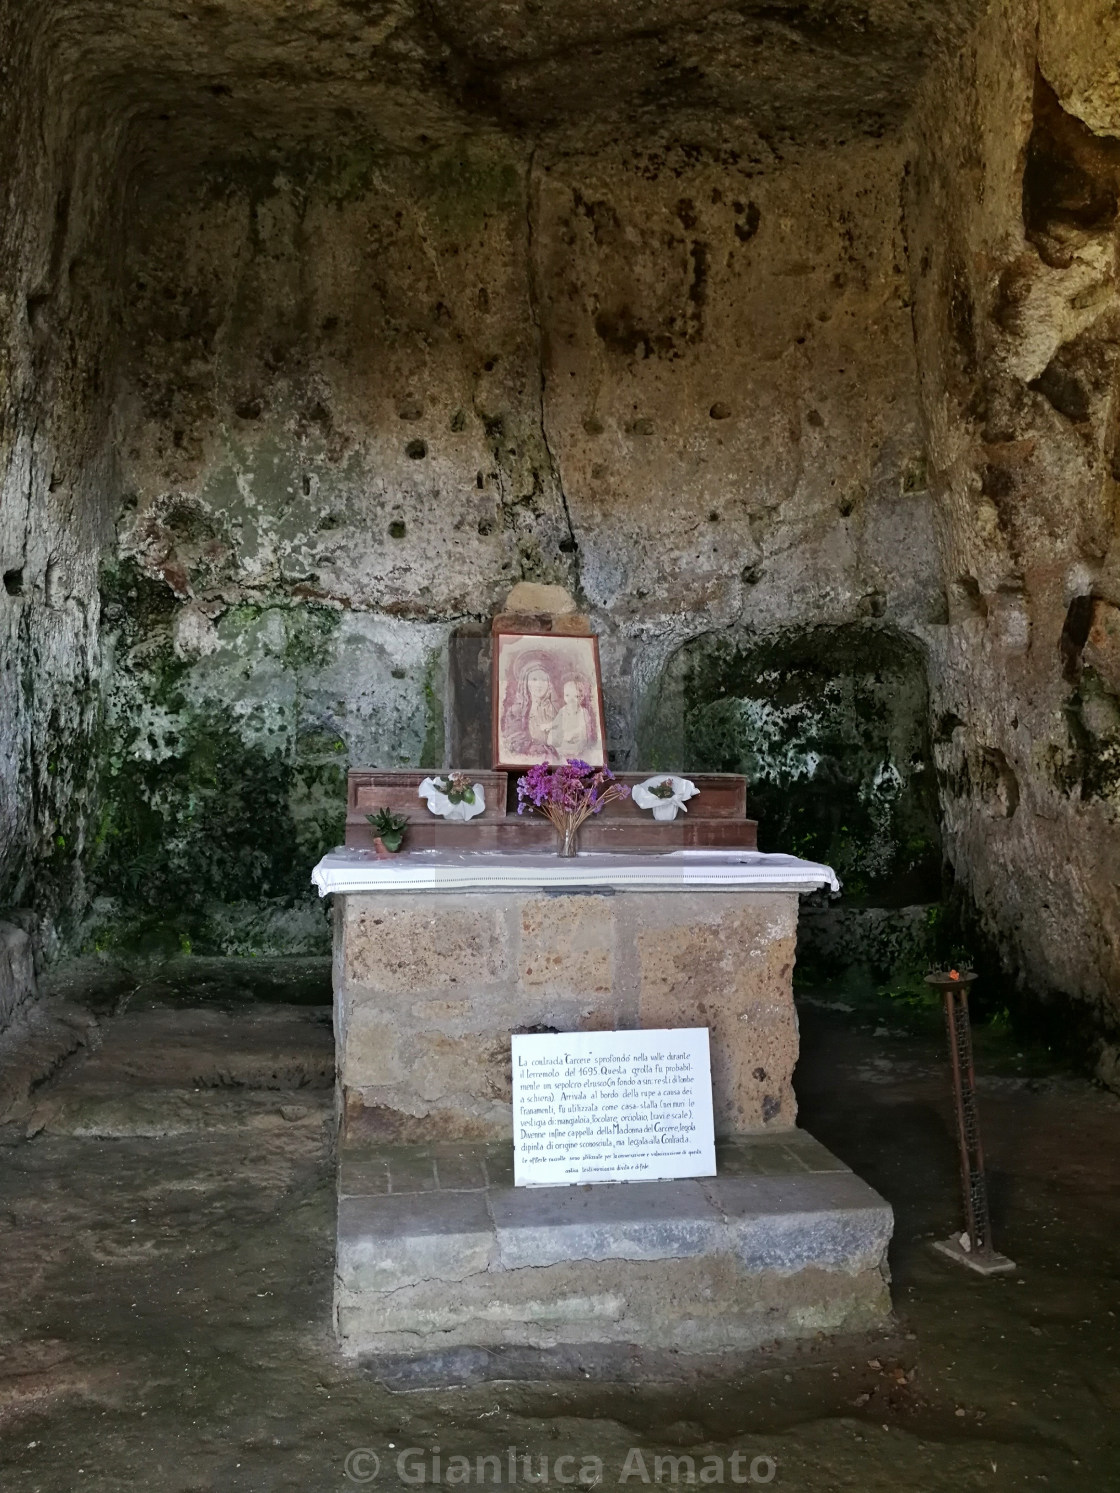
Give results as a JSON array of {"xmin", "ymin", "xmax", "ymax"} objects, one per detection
[{"xmin": 34, "ymin": 0, "xmax": 986, "ymax": 163}]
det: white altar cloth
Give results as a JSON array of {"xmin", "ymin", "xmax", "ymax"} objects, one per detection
[{"xmin": 311, "ymin": 847, "xmax": 840, "ymax": 897}]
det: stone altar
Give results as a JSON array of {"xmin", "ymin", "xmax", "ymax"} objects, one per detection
[
  {"xmin": 312, "ymin": 846, "xmax": 896, "ymax": 1361},
  {"xmin": 316, "ymin": 849, "xmax": 838, "ymax": 1140}
]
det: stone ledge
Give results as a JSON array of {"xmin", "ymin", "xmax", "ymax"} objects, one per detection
[
  {"xmin": 338, "ymin": 1192, "xmax": 496, "ymax": 1292},
  {"xmin": 335, "ymin": 1130, "xmax": 893, "ymax": 1358},
  {"xmin": 490, "ymin": 1180, "xmax": 726, "ymax": 1268},
  {"xmin": 701, "ymin": 1173, "xmax": 893, "ymax": 1275},
  {"xmin": 336, "ymin": 1257, "xmax": 891, "ymax": 1358}
]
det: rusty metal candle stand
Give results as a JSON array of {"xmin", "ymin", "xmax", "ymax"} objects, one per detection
[{"xmin": 925, "ymin": 971, "xmax": 1016, "ymax": 1276}]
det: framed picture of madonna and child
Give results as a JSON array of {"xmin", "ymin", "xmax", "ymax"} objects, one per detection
[{"xmin": 492, "ymin": 630, "xmax": 608, "ymax": 771}]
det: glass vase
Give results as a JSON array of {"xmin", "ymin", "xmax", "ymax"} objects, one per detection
[{"xmin": 556, "ymin": 817, "xmax": 580, "ymax": 857}]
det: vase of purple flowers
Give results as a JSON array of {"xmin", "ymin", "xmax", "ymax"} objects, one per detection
[{"xmin": 516, "ymin": 759, "xmax": 630, "ymax": 856}]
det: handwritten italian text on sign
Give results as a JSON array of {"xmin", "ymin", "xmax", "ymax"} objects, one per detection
[{"xmin": 511, "ymin": 1028, "xmax": 716, "ymax": 1187}]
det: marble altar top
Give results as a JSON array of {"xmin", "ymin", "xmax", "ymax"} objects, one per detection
[{"xmin": 311, "ymin": 847, "xmax": 839, "ymax": 896}]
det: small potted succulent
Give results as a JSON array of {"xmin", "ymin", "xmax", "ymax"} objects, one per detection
[
  {"xmin": 631, "ymin": 774, "xmax": 699, "ymax": 822},
  {"xmin": 366, "ymin": 806, "xmax": 409, "ymax": 856},
  {"xmin": 417, "ymin": 771, "xmax": 487, "ymax": 822},
  {"xmin": 516, "ymin": 758, "xmax": 630, "ymax": 856}
]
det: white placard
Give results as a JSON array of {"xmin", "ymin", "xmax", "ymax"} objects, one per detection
[{"xmin": 511, "ymin": 1028, "xmax": 716, "ymax": 1187}]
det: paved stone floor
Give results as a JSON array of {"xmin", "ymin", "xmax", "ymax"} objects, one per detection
[{"xmin": 0, "ymin": 957, "xmax": 1118, "ymax": 1490}]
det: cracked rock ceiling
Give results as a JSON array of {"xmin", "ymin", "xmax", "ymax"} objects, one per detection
[{"xmin": 36, "ymin": 0, "xmax": 985, "ymax": 161}]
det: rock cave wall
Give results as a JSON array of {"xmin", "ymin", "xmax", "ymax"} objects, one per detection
[
  {"xmin": 906, "ymin": 0, "xmax": 1120, "ymax": 1051},
  {"xmin": 93, "ymin": 133, "xmax": 938, "ymax": 953},
  {"xmin": 0, "ymin": 0, "xmax": 1115, "ymax": 1056},
  {"xmin": 0, "ymin": 1, "xmax": 131, "ymax": 960}
]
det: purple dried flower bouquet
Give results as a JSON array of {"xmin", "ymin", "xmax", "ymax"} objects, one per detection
[{"xmin": 516, "ymin": 759, "xmax": 630, "ymax": 856}]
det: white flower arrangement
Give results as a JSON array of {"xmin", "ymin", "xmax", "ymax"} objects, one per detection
[
  {"xmin": 630, "ymin": 774, "xmax": 700, "ymax": 822},
  {"xmin": 418, "ymin": 773, "xmax": 487, "ymax": 822}
]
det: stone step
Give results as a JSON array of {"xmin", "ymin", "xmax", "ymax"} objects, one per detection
[{"xmin": 335, "ymin": 1131, "xmax": 893, "ymax": 1360}]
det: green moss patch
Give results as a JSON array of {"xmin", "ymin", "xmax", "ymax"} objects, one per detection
[
  {"xmin": 89, "ymin": 562, "xmax": 347, "ymax": 955},
  {"xmin": 639, "ymin": 625, "xmax": 942, "ymax": 904}
]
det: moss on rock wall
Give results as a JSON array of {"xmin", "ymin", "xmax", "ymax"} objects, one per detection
[
  {"xmin": 640, "ymin": 625, "xmax": 941, "ymax": 905},
  {"xmin": 86, "ymin": 560, "xmax": 448, "ymax": 954}
]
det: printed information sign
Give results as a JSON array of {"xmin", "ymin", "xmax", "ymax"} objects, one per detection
[{"xmin": 511, "ymin": 1027, "xmax": 716, "ymax": 1187}]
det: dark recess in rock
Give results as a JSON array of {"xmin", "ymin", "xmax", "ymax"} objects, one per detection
[
  {"xmin": 1030, "ymin": 358, "xmax": 1091, "ymax": 423},
  {"xmin": 956, "ymin": 575, "xmax": 988, "ymax": 620},
  {"xmin": 978, "ymin": 745, "xmax": 1020, "ymax": 817},
  {"xmin": 946, "ymin": 254, "xmax": 977, "ymax": 378},
  {"xmin": 734, "ymin": 202, "xmax": 761, "ymax": 242},
  {"xmin": 688, "ymin": 239, "xmax": 709, "ymax": 325},
  {"xmin": 3, "ymin": 569, "xmax": 23, "ymax": 596},
  {"xmin": 936, "ymin": 712, "xmax": 965, "ymax": 741},
  {"xmin": 991, "ymin": 262, "xmax": 1033, "ymax": 335},
  {"xmin": 405, "ymin": 439, "xmax": 428, "ymax": 459},
  {"xmin": 981, "ymin": 463, "xmax": 1016, "ymax": 499},
  {"xmin": 1060, "ymin": 594, "xmax": 1095, "ymax": 680},
  {"xmin": 1023, "ymin": 71, "xmax": 1120, "ymax": 260},
  {"xmin": 594, "ymin": 309, "xmax": 669, "ymax": 360}
]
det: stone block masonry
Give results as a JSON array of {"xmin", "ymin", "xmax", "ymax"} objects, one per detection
[
  {"xmin": 337, "ymin": 887, "xmax": 799, "ymax": 1140},
  {"xmin": 334, "ymin": 1132, "xmax": 894, "ymax": 1358}
]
